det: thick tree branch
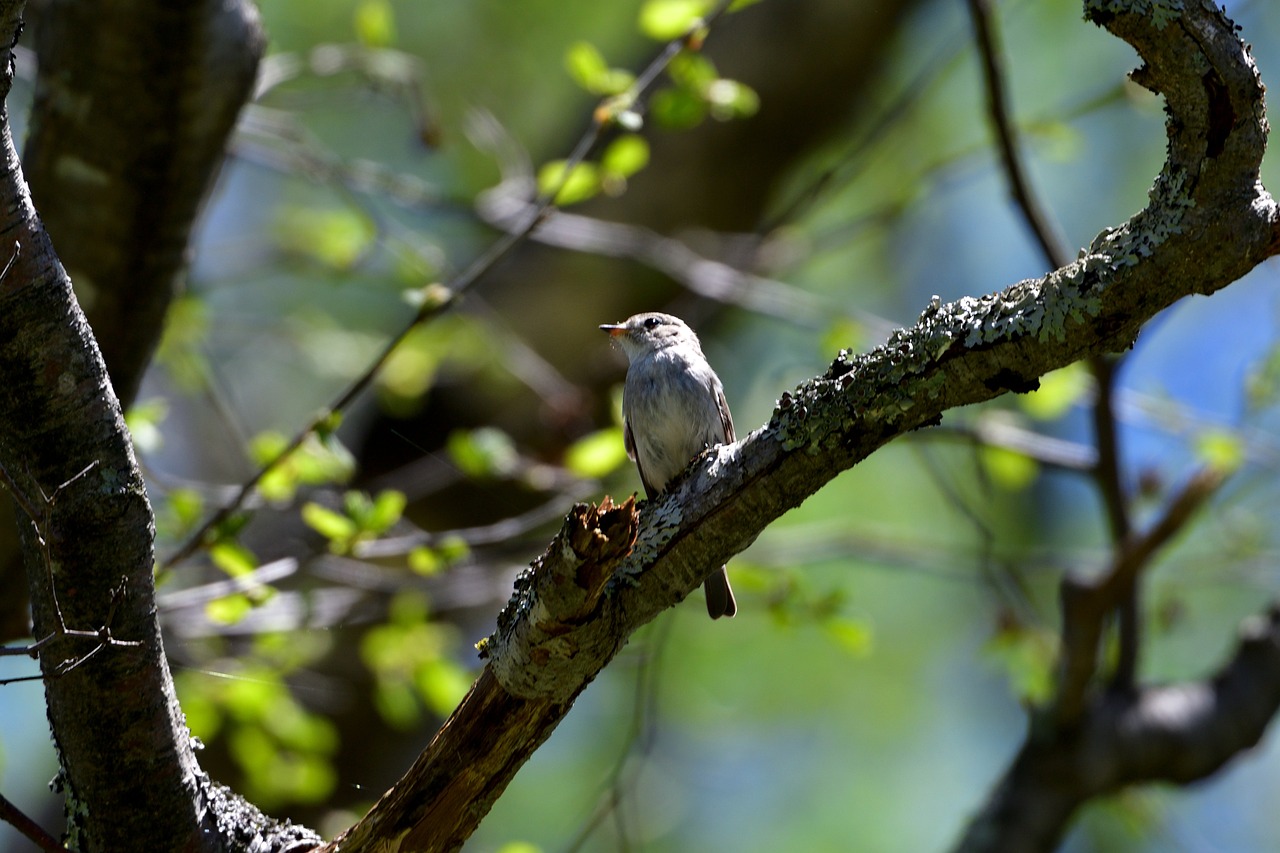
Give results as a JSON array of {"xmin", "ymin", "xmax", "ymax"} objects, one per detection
[
  {"xmin": 956, "ymin": 603, "xmax": 1280, "ymax": 852},
  {"xmin": 23, "ymin": 0, "xmax": 264, "ymax": 407},
  {"xmin": 0, "ymin": 2, "xmax": 317, "ymax": 851},
  {"xmin": 322, "ymin": 1, "xmax": 1277, "ymax": 850},
  {"xmin": 0, "ymin": 0, "xmax": 265, "ymax": 643}
]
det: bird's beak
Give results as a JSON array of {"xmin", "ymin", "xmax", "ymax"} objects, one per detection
[{"xmin": 599, "ymin": 323, "xmax": 626, "ymax": 338}]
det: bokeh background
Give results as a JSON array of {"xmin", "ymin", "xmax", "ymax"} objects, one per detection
[{"xmin": 3, "ymin": 0, "xmax": 1280, "ymax": 850}]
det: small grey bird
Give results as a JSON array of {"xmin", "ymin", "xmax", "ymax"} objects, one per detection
[{"xmin": 600, "ymin": 312, "xmax": 737, "ymax": 619}]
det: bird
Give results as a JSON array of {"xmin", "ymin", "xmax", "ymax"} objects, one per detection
[{"xmin": 599, "ymin": 312, "xmax": 737, "ymax": 618}]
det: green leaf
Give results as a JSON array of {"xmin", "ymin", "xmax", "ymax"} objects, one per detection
[
  {"xmin": 249, "ymin": 431, "xmax": 290, "ymax": 467},
  {"xmin": 446, "ymin": 427, "xmax": 518, "ymax": 478},
  {"xmin": 1194, "ymin": 428, "xmax": 1245, "ymax": 474},
  {"xmin": 565, "ymin": 42, "xmax": 635, "ymax": 95},
  {"xmin": 985, "ymin": 625, "xmax": 1055, "ymax": 705},
  {"xmin": 374, "ymin": 680, "xmax": 422, "ymax": 729},
  {"xmin": 415, "ymin": 659, "xmax": 472, "ymax": 716},
  {"xmin": 353, "ymin": 0, "xmax": 396, "ymax": 47},
  {"xmin": 154, "ymin": 296, "xmax": 211, "ymax": 392},
  {"xmin": 166, "ymin": 488, "xmax": 204, "ymax": 529},
  {"xmin": 650, "ymin": 87, "xmax": 707, "ymax": 129},
  {"xmin": 496, "ymin": 843, "xmax": 544, "ymax": 853},
  {"xmin": 1246, "ymin": 343, "xmax": 1280, "ymax": 411},
  {"xmin": 705, "ymin": 78, "xmax": 759, "ymax": 120},
  {"xmin": 667, "ymin": 51, "xmax": 718, "ymax": 88},
  {"xmin": 408, "ymin": 546, "xmax": 443, "ymax": 576},
  {"xmin": 823, "ymin": 616, "xmax": 874, "ymax": 657},
  {"xmin": 980, "ymin": 445, "xmax": 1039, "ymax": 491},
  {"xmin": 302, "ymin": 502, "xmax": 359, "ymax": 544},
  {"xmin": 126, "ymin": 398, "xmax": 169, "ymax": 454},
  {"xmin": 1019, "ymin": 362, "xmax": 1088, "ymax": 420},
  {"xmin": 564, "ymin": 427, "xmax": 629, "ymax": 478},
  {"xmin": 537, "ymin": 160, "xmax": 601, "ymax": 205},
  {"xmin": 638, "ymin": 0, "xmax": 708, "ymax": 40},
  {"xmin": 436, "ymin": 534, "xmax": 471, "ymax": 565},
  {"xmin": 210, "ymin": 541, "xmax": 258, "ymax": 578},
  {"xmin": 565, "ymin": 41, "xmax": 608, "ymax": 88},
  {"xmin": 366, "ymin": 489, "xmax": 407, "ymax": 533},
  {"xmin": 274, "ymin": 206, "xmax": 374, "ymax": 270},
  {"xmin": 821, "ymin": 318, "xmax": 866, "ymax": 359},
  {"xmin": 206, "ymin": 593, "xmax": 254, "ymax": 625},
  {"xmin": 601, "ymin": 134, "xmax": 650, "ymax": 179}
]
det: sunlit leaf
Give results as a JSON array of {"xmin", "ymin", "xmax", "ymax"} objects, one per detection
[
  {"xmin": 210, "ymin": 541, "xmax": 258, "ymax": 577},
  {"xmin": 564, "ymin": 427, "xmax": 628, "ymax": 478},
  {"xmin": 1019, "ymin": 362, "xmax": 1088, "ymax": 420},
  {"xmin": 1194, "ymin": 428, "xmax": 1245, "ymax": 474},
  {"xmin": 821, "ymin": 318, "xmax": 866, "ymax": 359},
  {"xmin": 126, "ymin": 398, "xmax": 169, "ymax": 454},
  {"xmin": 600, "ymin": 134, "xmax": 650, "ymax": 179},
  {"xmin": 206, "ymin": 593, "xmax": 254, "ymax": 625},
  {"xmin": 536, "ymin": 160, "xmax": 601, "ymax": 205},
  {"xmin": 409, "ymin": 546, "xmax": 443, "ymax": 576},
  {"xmin": 415, "ymin": 659, "xmax": 472, "ymax": 716},
  {"xmin": 274, "ymin": 206, "xmax": 374, "ymax": 269},
  {"xmin": 154, "ymin": 296, "xmax": 211, "ymax": 392},
  {"xmin": 638, "ymin": 0, "xmax": 707, "ymax": 40},
  {"xmin": 667, "ymin": 51, "xmax": 718, "ymax": 87},
  {"xmin": 353, "ymin": 0, "xmax": 396, "ymax": 47},
  {"xmin": 565, "ymin": 41, "xmax": 635, "ymax": 95},
  {"xmin": 980, "ymin": 445, "xmax": 1039, "ymax": 491},
  {"xmin": 824, "ymin": 616, "xmax": 874, "ymax": 657},
  {"xmin": 650, "ymin": 87, "xmax": 707, "ymax": 129},
  {"xmin": 302, "ymin": 502, "xmax": 359, "ymax": 544},
  {"xmin": 374, "ymin": 680, "xmax": 421, "ymax": 729},
  {"xmin": 496, "ymin": 842, "xmax": 543, "ymax": 853},
  {"xmin": 436, "ymin": 534, "xmax": 471, "ymax": 564},
  {"xmin": 706, "ymin": 78, "xmax": 759, "ymax": 120},
  {"xmin": 366, "ymin": 489, "xmax": 407, "ymax": 532},
  {"xmin": 1246, "ymin": 343, "xmax": 1280, "ymax": 411},
  {"xmin": 166, "ymin": 488, "xmax": 204, "ymax": 530},
  {"xmin": 447, "ymin": 427, "xmax": 518, "ymax": 478}
]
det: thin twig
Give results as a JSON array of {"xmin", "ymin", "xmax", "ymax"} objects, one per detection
[
  {"xmin": 0, "ymin": 463, "xmax": 141, "ymax": 684},
  {"xmin": 0, "ymin": 790, "xmax": 69, "ymax": 853},
  {"xmin": 966, "ymin": 0, "xmax": 1071, "ymax": 269}
]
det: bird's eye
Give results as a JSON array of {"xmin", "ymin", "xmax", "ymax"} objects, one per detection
[{"xmin": 643, "ymin": 316, "xmax": 661, "ymax": 329}]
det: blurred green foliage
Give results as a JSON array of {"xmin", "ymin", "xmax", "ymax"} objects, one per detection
[{"xmin": 5, "ymin": 0, "xmax": 1272, "ymax": 851}]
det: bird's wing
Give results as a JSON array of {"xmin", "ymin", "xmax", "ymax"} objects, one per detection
[
  {"xmin": 624, "ymin": 418, "xmax": 658, "ymax": 499},
  {"xmin": 717, "ymin": 387, "xmax": 735, "ymax": 444},
  {"xmin": 623, "ymin": 417, "xmax": 637, "ymax": 462}
]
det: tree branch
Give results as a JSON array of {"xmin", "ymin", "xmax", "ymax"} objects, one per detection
[
  {"xmin": 956, "ymin": 602, "xmax": 1280, "ymax": 852},
  {"xmin": 0, "ymin": 3, "xmax": 318, "ymax": 850},
  {"xmin": 23, "ymin": 0, "xmax": 264, "ymax": 407},
  {"xmin": 322, "ymin": 1, "xmax": 1278, "ymax": 849},
  {"xmin": 1055, "ymin": 467, "xmax": 1223, "ymax": 726}
]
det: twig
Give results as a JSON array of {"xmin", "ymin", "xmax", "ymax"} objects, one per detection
[
  {"xmin": 0, "ymin": 790, "xmax": 69, "ymax": 853},
  {"xmin": 0, "ymin": 462, "xmax": 142, "ymax": 684},
  {"xmin": 1055, "ymin": 468, "xmax": 1224, "ymax": 725},
  {"xmin": 966, "ymin": 0, "xmax": 1071, "ymax": 270}
]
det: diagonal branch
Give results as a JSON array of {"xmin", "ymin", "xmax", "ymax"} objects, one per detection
[{"xmin": 323, "ymin": 1, "xmax": 1277, "ymax": 849}]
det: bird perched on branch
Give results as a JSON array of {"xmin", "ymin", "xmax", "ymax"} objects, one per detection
[{"xmin": 600, "ymin": 312, "xmax": 737, "ymax": 619}]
